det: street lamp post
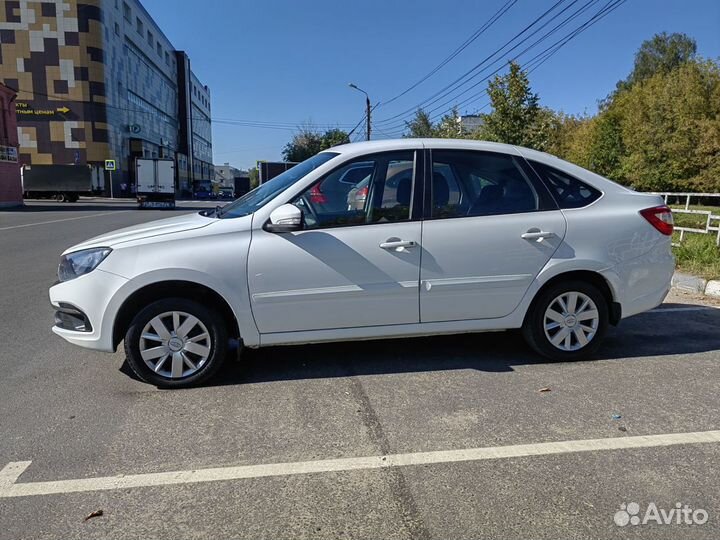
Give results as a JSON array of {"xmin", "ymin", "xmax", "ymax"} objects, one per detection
[{"xmin": 348, "ymin": 83, "xmax": 371, "ymax": 141}]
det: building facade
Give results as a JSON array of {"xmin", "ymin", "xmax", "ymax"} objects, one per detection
[
  {"xmin": 214, "ymin": 162, "xmax": 242, "ymax": 188},
  {"xmin": 0, "ymin": 82, "xmax": 22, "ymax": 207},
  {"xmin": 0, "ymin": 0, "xmax": 212, "ymax": 196},
  {"xmin": 460, "ymin": 114, "xmax": 484, "ymax": 134}
]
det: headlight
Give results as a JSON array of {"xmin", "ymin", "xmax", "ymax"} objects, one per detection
[{"xmin": 58, "ymin": 248, "xmax": 112, "ymax": 282}]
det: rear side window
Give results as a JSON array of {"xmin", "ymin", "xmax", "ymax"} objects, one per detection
[
  {"xmin": 430, "ymin": 150, "xmax": 548, "ymax": 219},
  {"xmin": 530, "ymin": 161, "xmax": 602, "ymax": 209}
]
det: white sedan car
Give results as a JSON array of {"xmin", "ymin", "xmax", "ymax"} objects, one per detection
[{"xmin": 50, "ymin": 140, "xmax": 674, "ymax": 388}]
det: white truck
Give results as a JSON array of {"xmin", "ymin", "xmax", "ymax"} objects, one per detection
[{"xmin": 136, "ymin": 158, "xmax": 176, "ymax": 209}]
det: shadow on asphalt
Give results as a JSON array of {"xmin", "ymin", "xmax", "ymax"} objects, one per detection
[{"xmin": 119, "ymin": 302, "xmax": 720, "ymax": 388}]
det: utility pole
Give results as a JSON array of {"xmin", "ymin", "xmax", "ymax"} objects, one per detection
[
  {"xmin": 365, "ymin": 94, "xmax": 371, "ymax": 141},
  {"xmin": 349, "ymin": 83, "xmax": 371, "ymax": 141}
]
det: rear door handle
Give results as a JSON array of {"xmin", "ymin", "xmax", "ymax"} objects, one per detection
[
  {"xmin": 521, "ymin": 230, "xmax": 556, "ymax": 241},
  {"xmin": 380, "ymin": 239, "xmax": 417, "ymax": 250}
]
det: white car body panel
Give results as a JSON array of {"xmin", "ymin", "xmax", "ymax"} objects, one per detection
[
  {"xmin": 49, "ymin": 139, "xmax": 674, "ymax": 355},
  {"xmin": 248, "ymin": 221, "xmax": 422, "ymax": 333},
  {"xmin": 420, "ymin": 210, "xmax": 567, "ymax": 321}
]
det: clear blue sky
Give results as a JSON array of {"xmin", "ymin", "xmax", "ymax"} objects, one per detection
[{"xmin": 142, "ymin": 0, "xmax": 720, "ymax": 170}]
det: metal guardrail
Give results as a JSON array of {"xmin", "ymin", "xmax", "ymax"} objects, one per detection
[{"xmin": 648, "ymin": 192, "xmax": 720, "ymax": 246}]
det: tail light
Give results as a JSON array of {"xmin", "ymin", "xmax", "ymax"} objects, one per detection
[
  {"xmin": 640, "ymin": 205, "xmax": 674, "ymax": 236},
  {"xmin": 355, "ymin": 185, "xmax": 368, "ymax": 202},
  {"xmin": 309, "ymin": 184, "xmax": 327, "ymax": 204}
]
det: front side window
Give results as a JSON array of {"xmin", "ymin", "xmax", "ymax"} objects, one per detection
[
  {"xmin": 294, "ymin": 151, "xmax": 415, "ymax": 229},
  {"xmin": 430, "ymin": 150, "xmax": 543, "ymax": 218},
  {"xmin": 218, "ymin": 152, "xmax": 338, "ymax": 219}
]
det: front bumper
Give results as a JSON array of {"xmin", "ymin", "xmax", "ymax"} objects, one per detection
[{"xmin": 49, "ymin": 269, "xmax": 129, "ymax": 352}]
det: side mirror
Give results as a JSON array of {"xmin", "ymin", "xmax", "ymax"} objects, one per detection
[{"xmin": 265, "ymin": 203, "xmax": 303, "ymax": 233}]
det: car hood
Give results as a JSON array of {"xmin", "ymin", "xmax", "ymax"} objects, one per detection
[{"xmin": 64, "ymin": 212, "xmax": 215, "ymax": 254}]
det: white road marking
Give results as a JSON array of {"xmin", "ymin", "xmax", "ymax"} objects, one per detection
[
  {"xmin": 0, "ymin": 211, "xmax": 131, "ymax": 231},
  {"xmin": 2, "ymin": 430, "xmax": 719, "ymax": 498},
  {"xmin": 652, "ymin": 306, "xmax": 720, "ymax": 313}
]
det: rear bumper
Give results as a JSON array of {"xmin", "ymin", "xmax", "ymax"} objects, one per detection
[{"xmin": 602, "ymin": 239, "xmax": 674, "ymax": 319}]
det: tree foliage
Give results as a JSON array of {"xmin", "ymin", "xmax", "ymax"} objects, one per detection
[
  {"xmin": 386, "ymin": 33, "xmax": 718, "ymax": 193},
  {"xmin": 621, "ymin": 32, "xmax": 697, "ymax": 90},
  {"xmin": 472, "ymin": 61, "xmax": 557, "ymax": 151},
  {"xmin": 404, "ymin": 109, "xmax": 437, "ymax": 138},
  {"xmin": 248, "ymin": 167, "xmax": 259, "ymax": 189},
  {"xmin": 282, "ymin": 126, "xmax": 350, "ymax": 162}
]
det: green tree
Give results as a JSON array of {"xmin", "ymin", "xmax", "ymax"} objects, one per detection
[
  {"xmin": 585, "ymin": 109, "xmax": 626, "ymax": 180},
  {"xmin": 404, "ymin": 109, "xmax": 436, "ymax": 137},
  {"xmin": 282, "ymin": 126, "xmax": 349, "ymax": 162},
  {"xmin": 475, "ymin": 61, "xmax": 552, "ymax": 150},
  {"xmin": 248, "ymin": 167, "xmax": 259, "ymax": 189},
  {"xmin": 624, "ymin": 32, "xmax": 697, "ymax": 89},
  {"xmin": 321, "ymin": 128, "xmax": 350, "ymax": 148},
  {"xmin": 435, "ymin": 107, "xmax": 464, "ymax": 138},
  {"xmin": 615, "ymin": 60, "xmax": 720, "ymax": 191}
]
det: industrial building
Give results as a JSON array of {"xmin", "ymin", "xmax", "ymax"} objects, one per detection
[{"xmin": 0, "ymin": 0, "xmax": 212, "ymax": 196}]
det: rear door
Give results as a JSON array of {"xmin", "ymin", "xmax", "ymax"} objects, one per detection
[
  {"xmin": 156, "ymin": 159, "xmax": 175, "ymax": 194},
  {"xmin": 136, "ymin": 159, "xmax": 155, "ymax": 193},
  {"xmin": 420, "ymin": 149, "xmax": 567, "ymax": 322}
]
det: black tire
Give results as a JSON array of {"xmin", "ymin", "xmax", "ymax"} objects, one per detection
[
  {"xmin": 124, "ymin": 298, "xmax": 228, "ymax": 388},
  {"xmin": 56, "ymin": 193, "xmax": 68, "ymax": 202},
  {"xmin": 522, "ymin": 280, "xmax": 609, "ymax": 361}
]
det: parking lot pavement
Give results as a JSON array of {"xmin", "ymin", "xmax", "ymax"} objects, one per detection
[{"xmin": 1, "ymin": 202, "xmax": 719, "ymax": 539}]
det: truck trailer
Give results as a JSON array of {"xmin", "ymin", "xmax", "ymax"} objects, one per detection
[
  {"xmin": 21, "ymin": 164, "xmax": 93, "ymax": 202},
  {"xmin": 136, "ymin": 158, "xmax": 176, "ymax": 209}
]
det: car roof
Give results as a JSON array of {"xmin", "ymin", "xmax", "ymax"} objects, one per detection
[
  {"xmin": 324, "ymin": 138, "xmax": 630, "ymax": 194},
  {"xmin": 326, "ymin": 138, "xmax": 521, "ymax": 157}
]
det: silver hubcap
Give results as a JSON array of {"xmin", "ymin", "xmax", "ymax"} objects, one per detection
[
  {"xmin": 543, "ymin": 292, "xmax": 599, "ymax": 352},
  {"xmin": 139, "ymin": 311, "xmax": 211, "ymax": 379}
]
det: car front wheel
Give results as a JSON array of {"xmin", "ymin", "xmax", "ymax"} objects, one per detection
[
  {"xmin": 522, "ymin": 281, "xmax": 609, "ymax": 361},
  {"xmin": 124, "ymin": 298, "xmax": 227, "ymax": 388}
]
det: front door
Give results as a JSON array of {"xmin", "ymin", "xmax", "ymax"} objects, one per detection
[
  {"xmin": 248, "ymin": 150, "xmax": 423, "ymax": 334},
  {"xmin": 420, "ymin": 149, "xmax": 567, "ymax": 322}
]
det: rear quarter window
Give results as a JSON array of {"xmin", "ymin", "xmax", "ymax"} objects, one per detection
[{"xmin": 529, "ymin": 161, "xmax": 602, "ymax": 209}]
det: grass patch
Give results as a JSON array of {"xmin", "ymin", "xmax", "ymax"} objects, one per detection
[
  {"xmin": 673, "ymin": 232, "xmax": 720, "ymax": 280},
  {"xmin": 670, "ymin": 205, "xmax": 720, "ymax": 229}
]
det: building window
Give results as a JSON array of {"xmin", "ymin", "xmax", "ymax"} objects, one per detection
[
  {"xmin": 165, "ymin": 51, "xmax": 170, "ymax": 66},
  {"xmin": 122, "ymin": 2, "xmax": 131, "ymax": 21},
  {"xmin": 156, "ymin": 42, "xmax": 162, "ymax": 57},
  {"xmin": 147, "ymin": 30, "xmax": 153, "ymax": 46},
  {"xmin": 114, "ymin": 22, "xmax": 119, "ymax": 36},
  {"xmin": 136, "ymin": 17, "xmax": 143, "ymax": 34}
]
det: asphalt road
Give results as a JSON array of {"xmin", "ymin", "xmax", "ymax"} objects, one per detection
[{"xmin": 1, "ymin": 199, "xmax": 719, "ymax": 540}]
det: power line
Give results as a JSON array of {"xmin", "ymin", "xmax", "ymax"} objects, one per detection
[
  {"xmin": 373, "ymin": 0, "xmax": 571, "ymax": 126},
  {"xmin": 12, "ymin": 86, "xmax": 358, "ymax": 132},
  {"xmin": 381, "ymin": 0, "xmax": 625, "ymax": 138},
  {"xmin": 380, "ymin": 0, "xmax": 623, "ymax": 135},
  {"xmin": 380, "ymin": 0, "xmax": 519, "ymax": 107},
  {"xmin": 435, "ymin": 0, "xmax": 625, "ymax": 118}
]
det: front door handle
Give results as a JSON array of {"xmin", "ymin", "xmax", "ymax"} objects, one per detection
[
  {"xmin": 380, "ymin": 239, "xmax": 417, "ymax": 250},
  {"xmin": 521, "ymin": 230, "xmax": 556, "ymax": 242}
]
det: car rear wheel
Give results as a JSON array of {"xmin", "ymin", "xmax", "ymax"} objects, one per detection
[
  {"xmin": 522, "ymin": 280, "xmax": 609, "ymax": 361},
  {"xmin": 124, "ymin": 298, "xmax": 227, "ymax": 388}
]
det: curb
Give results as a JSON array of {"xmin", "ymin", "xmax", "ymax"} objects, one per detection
[{"xmin": 672, "ymin": 272, "xmax": 720, "ymax": 298}]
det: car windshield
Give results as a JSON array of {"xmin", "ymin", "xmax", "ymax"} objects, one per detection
[{"xmin": 216, "ymin": 152, "xmax": 339, "ymax": 219}]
